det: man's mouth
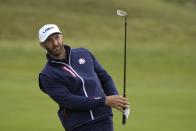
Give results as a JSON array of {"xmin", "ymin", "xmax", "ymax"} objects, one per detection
[{"xmin": 53, "ymin": 46, "xmax": 61, "ymax": 52}]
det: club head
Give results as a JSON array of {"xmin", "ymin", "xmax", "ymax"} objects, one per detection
[{"xmin": 117, "ymin": 10, "xmax": 128, "ymax": 17}]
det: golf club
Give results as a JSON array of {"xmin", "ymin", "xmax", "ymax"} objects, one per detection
[{"xmin": 116, "ymin": 9, "xmax": 128, "ymax": 125}]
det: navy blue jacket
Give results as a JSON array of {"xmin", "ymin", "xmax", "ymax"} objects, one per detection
[{"xmin": 39, "ymin": 45, "xmax": 118, "ymax": 131}]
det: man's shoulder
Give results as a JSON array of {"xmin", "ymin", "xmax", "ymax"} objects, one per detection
[
  {"xmin": 40, "ymin": 62, "xmax": 53, "ymax": 74},
  {"xmin": 71, "ymin": 47, "xmax": 87, "ymax": 52},
  {"xmin": 71, "ymin": 47, "xmax": 92, "ymax": 56}
]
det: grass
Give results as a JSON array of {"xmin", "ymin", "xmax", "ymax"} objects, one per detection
[{"xmin": 0, "ymin": 0, "xmax": 196, "ymax": 131}]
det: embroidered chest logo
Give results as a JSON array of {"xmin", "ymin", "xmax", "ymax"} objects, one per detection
[{"xmin": 78, "ymin": 58, "xmax": 86, "ymax": 64}]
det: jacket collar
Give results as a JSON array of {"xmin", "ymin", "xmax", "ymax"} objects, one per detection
[{"xmin": 47, "ymin": 44, "xmax": 71, "ymax": 64}]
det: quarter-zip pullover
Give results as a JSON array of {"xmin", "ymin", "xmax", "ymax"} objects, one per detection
[{"xmin": 39, "ymin": 45, "xmax": 118, "ymax": 131}]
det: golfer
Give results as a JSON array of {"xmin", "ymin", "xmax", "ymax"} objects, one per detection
[{"xmin": 38, "ymin": 24, "xmax": 129, "ymax": 131}]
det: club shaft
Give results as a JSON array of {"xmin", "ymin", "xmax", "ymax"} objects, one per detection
[{"xmin": 122, "ymin": 16, "xmax": 127, "ymax": 125}]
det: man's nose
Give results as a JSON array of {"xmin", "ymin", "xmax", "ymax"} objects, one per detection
[{"xmin": 53, "ymin": 39, "xmax": 59, "ymax": 46}]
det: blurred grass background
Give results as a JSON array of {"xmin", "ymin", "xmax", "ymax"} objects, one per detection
[{"xmin": 0, "ymin": 0, "xmax": 196, "ymax": 131}]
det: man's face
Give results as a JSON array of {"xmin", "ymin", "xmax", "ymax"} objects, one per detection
[{"xmin": 41, "ymin": 33, "xmax": 64, "ymax": 58}]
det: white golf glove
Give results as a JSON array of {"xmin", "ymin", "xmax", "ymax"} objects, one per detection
[{"xmin": 124, "ymin": 106, "xmax": 130, "ymax": 119}]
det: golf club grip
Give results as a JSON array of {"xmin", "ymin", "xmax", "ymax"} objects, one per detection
[
  {"xmin": 122, "ymin": 93, "xmax": 126, "ymax": 124},
  {"xmin": 122, "ymin": 113, "xmax": 126, "ymax": 124}
]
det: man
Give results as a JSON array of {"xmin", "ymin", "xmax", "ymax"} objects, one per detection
[{"xmin": 38, "ymin": 24, "xmax": 129, "ymax": 131}]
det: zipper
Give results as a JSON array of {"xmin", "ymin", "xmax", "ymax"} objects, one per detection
[
  {"xmin": 68, "ymin": 65, "xmax": 94, "ymax": 120},
  {"xmin": 50, "ymin": 48, "xmax": 95, "ymax": 120}
]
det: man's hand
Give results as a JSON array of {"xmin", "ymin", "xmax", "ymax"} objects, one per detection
[{"xmin": 105, "ymin": 95, "xmax": 129, "ymax": 112}]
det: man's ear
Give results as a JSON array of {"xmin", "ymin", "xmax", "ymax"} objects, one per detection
[{"xmin": 40, "ymin": 43, "xmax": 46, "ymax": 49}]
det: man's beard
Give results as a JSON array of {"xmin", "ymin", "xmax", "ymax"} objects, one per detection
[{"xmin": 46, "ymin": 44, "xmax": 64, "ymax": 58}]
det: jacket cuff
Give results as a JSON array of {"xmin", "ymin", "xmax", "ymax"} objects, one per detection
[{"xmin": 92, "ymin": 96, "xmax": 106, "ymax": 107}]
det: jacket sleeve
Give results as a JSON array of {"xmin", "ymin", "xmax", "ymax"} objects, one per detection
[
  {"xmin": 86, "ymin": 49, "xmax": 119, "ymax": 96},
  {"xmin": 39, "ymin": 73, "xmax": 105, "ymax": 110}
]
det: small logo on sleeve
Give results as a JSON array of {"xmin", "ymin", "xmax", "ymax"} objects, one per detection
[{"xmin": 78, "ymin": 58, "xmax": 86, "ymax": 64}]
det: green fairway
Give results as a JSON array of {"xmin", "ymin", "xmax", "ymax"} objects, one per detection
[{"xmin": 0, "ymin": 0, "xmax": 196, "ymax": 131}]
